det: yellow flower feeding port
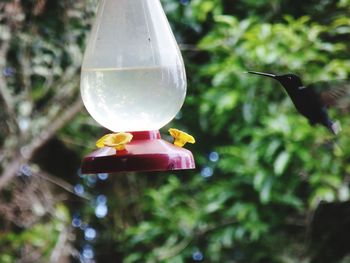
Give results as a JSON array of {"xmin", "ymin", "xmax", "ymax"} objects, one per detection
[
  {"xmin": 96, "ymin": 133, "xmax": 133, "ymax": 151},
  {"xmin": 169, "ymin": 128, "xmax": 196, "ymax": 148}
]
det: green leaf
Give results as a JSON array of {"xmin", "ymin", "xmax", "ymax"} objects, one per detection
[{"xmin": 274, "ymin": 151, "xmax": 290, "ymax": 176}]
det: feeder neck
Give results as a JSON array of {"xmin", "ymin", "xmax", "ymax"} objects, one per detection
[{"xmin": 128, "ymin": 130, "xmax": 161, "ymax": 140}]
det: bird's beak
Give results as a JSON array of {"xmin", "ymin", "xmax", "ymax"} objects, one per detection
[{"xmin": 247, "ymin": 71, "xmax": 276, "ymax": 79}]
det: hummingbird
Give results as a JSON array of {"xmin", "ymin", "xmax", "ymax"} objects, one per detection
[{"xmin": 247, "ymin": 71, "xmax": 349, "ymax": 135}]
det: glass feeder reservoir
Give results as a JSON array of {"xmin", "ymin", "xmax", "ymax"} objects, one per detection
[
  {"xmin": 81, "ymin": 0, "xmax": 186, "ymax": 132},
  {"xmin": 80, "ymin": 0, "xmax": 195, "ymax": 173}
]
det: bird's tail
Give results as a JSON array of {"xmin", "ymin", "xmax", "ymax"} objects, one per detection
[{"xmin": 328, "ymin": 120, "xmax": 342, "ymax": 135}]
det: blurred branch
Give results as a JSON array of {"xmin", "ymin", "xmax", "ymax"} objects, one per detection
[
  {"xmin": 0, "ymin": 98, "xmax": 83, "ymax": 190},
  {"xmin": 17, "ymin": 46, "xmax": 33, "ymax": 97},
  {"xmin": 0, "ymin": 41, "xmax": 20, "ymax": 134},
  {"xmin": 50, "ymin": 225, "xmax": 74, "ymax": 263},
  {"xmin": 36, "ymin": 169, "xmax": 91, "ymax": 200},
  {"xmin": 39, "ymin": 75, "xmax": 80, "ymax": 122},
  {"xmin": 28, "ymin": 98, "xmax": 84, "ymax": 154}
]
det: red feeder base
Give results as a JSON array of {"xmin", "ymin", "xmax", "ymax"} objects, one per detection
[{"xmin": 81, "ymin": 130, "xmax": 195, "ymax": 174}]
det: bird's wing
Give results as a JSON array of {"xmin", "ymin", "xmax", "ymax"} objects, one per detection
[{"xmin": 306, "ymin": 79, "xmax": 350, "ymax": 109}]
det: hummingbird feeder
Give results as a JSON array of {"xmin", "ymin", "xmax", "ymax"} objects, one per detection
[{"xmin": 80, "ymin": 0, "xmax": 195, "ymax": 174}]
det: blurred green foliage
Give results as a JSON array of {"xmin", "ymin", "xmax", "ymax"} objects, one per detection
[
  {"xmin": 0, "ymin": 204, "xmax": 70, "ymax": 263},
  {"xmin": 1, "ymin": 0, "xmax": 350, "ymax": 262}
]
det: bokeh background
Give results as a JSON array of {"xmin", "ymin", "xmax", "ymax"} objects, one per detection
[{"xmin": 0, "ymin": 0, "xmax": 350, "ymax": 262}]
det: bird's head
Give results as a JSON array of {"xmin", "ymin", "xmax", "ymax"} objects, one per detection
[{"xmin": 247, "ymin": 71, "xmax": 303, "ymax": 90}]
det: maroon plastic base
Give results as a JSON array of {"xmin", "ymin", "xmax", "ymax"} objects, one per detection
[{"xmin": 81, "ymin": 130, "xmax": 195, "ymax": 174}]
